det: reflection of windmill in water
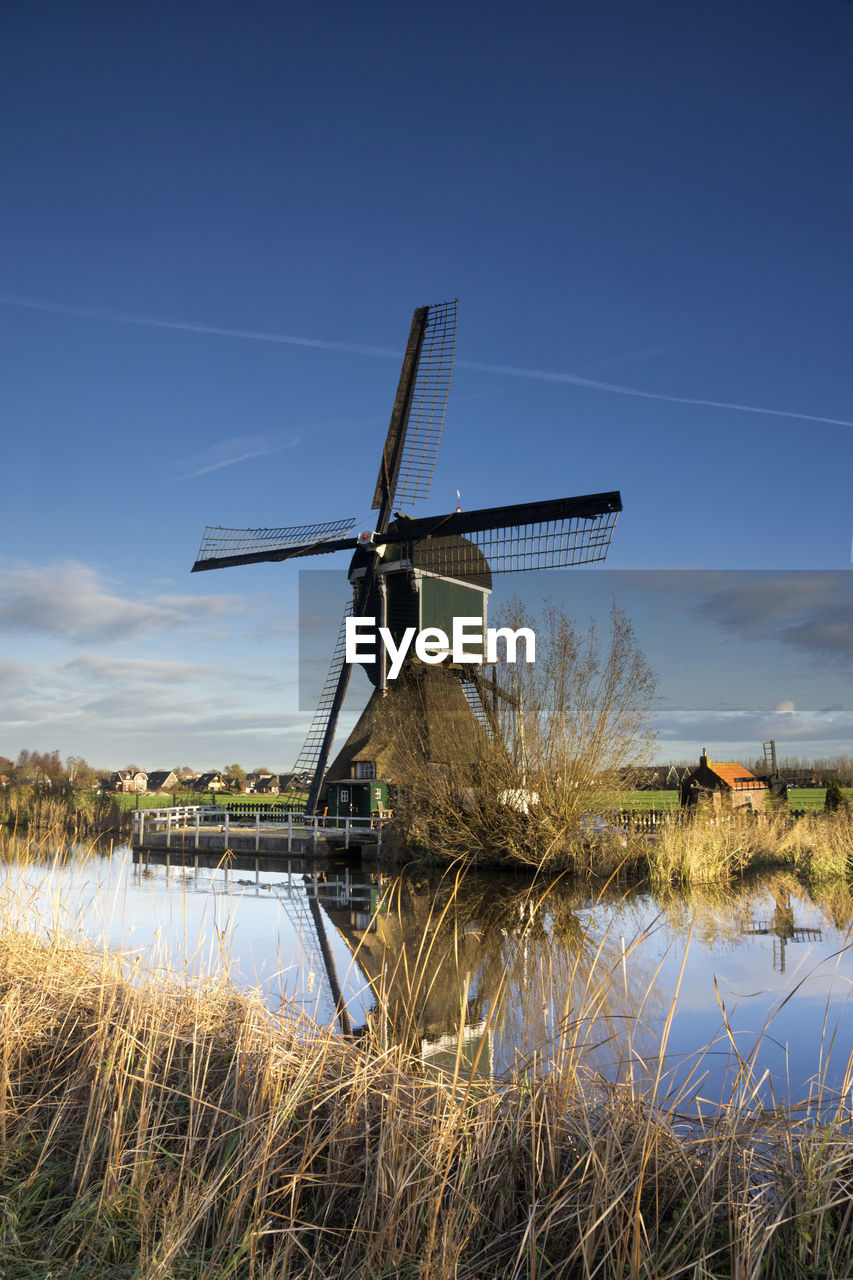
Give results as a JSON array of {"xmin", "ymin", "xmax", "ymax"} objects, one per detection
[
  {"xmin": 321, "ymin": 875, "xmax": 663, "ymax": 1079},
  {"xmin": 277, "ymin": 869, "xmax": 488, "ymax": 1061},
  {"xmin": 192, "ymin": 301, "xmax": 622, "ymax": 814},
  {"xmin": 320, "ymin": 875, "xmax": 495, "ymax": 1073},
  {"xmin": 744, "ymin": 886, "xmax": 822, "ymax": 974}
]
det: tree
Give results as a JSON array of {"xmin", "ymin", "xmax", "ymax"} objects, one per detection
[
  {"xmin": 66, "ymin": 756, "xmax": 98, "ymax": 788},
  {"xmin": 226, "ymin": 764, "xmax": 247, "ymax": 792},
  {"xmin": 825, "ymin": 778, "xmax": 850, "ymax": 812},
  {"xmin": 395, "ymin": 600, "xmax": 658, "ymax": 869}
]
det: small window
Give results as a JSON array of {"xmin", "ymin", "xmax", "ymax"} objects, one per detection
[{"xmin": 355, "ymin": 761, "xmax": 376, "ymax": 780}]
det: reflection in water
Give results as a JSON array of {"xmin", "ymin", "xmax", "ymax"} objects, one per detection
[
  {"xmin": 2, "ymin": 839, "xmax": 853, "ymax": 1107},
  {"xmin": 742, "ymin": 885, "xmax": 822, "ymax": 973}
]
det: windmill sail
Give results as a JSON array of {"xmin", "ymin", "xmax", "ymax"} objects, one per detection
[
  {"xmin": 384, "ymin": 492, "xmax": 622, "ymax": 576},
  {"xmin": 193, "ymin": 517, "xmax": 357, "ymax": 572},
  {"xmin": 372, "ymin": 300, "xmax": 457, "ymax": 514},
  {"xmin": 280, "ymin": 601, "xmax": 354, "ymax": 810}
]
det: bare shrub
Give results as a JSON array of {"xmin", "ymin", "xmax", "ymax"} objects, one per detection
[{"xmin": 394, "ymin": 600, "xmax": 657, "ymax": 871}]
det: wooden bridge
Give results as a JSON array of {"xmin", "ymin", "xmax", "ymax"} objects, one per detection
[{"xmin": 130, "ymin": 804, "xmax": 387, "ymax": 857}]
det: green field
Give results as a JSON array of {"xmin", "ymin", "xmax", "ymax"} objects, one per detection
[
  {"xmin": 114, "ymin": 786, "xmax": 849, "ymax": 815},
  {"xmin": 112, "ymin": 791, "xmax": 301, "ymax": 810}
]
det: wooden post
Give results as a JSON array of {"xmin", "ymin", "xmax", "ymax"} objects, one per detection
[
  {"xmin": 345, "ymin": 817, "xmax": 350, "ymax": 850},
  {"xmin": 166, "ymin": 810, "xmax": 171, "ymax": 848},
  {"xmin": 313, "ymin": 816, "xmax": 318, "ymax": 851},
  {"xmin": 138, "ymin": 811, "xmax": 144, "ymax": 846},
  {"xmin": 194, "ymin": 811, "xmax": 200, "ymax": 849},
  {"xmin": 224, "ymin": 811, "xmax": 230, "ymax": 844},
  {"xmin": 287, "ymin": 812, "xmax": 293, "ymax": 853},
  {"xmin": 255, "ymin": 812, "xmax": 260, "ymax": 851}
]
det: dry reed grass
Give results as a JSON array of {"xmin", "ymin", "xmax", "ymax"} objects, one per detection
[
  {"xmin": 0, "ymin": 851, "xmax": 852, "ymax": 1275},
  {"xmin": 1, "ymin": 784, "xmax": 126, "ymax": 842},
  {"xmin": 651, "ymin": 807, "xmax": 853, "ymax": 886}
]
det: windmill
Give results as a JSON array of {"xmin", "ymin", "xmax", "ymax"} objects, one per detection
[{"xmin": 192, "ymin": 301, "xmax": 622, "ymax": 815}]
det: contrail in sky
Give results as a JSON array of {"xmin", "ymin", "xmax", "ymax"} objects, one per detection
[
  {"xmin": 458, "ymin": 359, "xmax": 853, "ymax": 428},
  {"xmin": 2, "ymin": 290, "xmax": 852, "ymax": 429},
  {"xmin": 0, "ymin": 292, "xmax": 398, "ymax": 359}
]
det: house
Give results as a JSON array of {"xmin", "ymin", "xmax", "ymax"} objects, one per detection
[
  {"xmin": 246, "ymin": 771, "xmax": 276, "ymax": 792},
  {"xmin": 145, "ymin": 770, "xmax": 179, "ymax": 794},
  {"xmin": 191, "ymin": 772, "xmax": 227, "ymax": 793},
  {"xmin": 254, "ymin": 775, "xmax": 279, "ymax": 795},
  {"xmin": 680, "ymin": 753, "xmax": 768, "ymax": 812},
  {"xmin": 111, "ymin": 770, "xmax": 148, "ymax": 794}
]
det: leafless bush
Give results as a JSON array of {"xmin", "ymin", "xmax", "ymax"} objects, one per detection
[{"xmin": 394, "ymin": 600, "xmax": 657, "ymax": 870}]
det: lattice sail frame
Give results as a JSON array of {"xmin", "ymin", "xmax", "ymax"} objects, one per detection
[
  {"xmin": 196, "ymin": 517, "xmax": 356, "ymax": 564},
  {"xmin": 279, "ymin": 601, "xmax": 354, "ymax": 807},
  {"xmin": 405, "ymin": 508, "xmax": 620, "ymax": 576},
  {"xmin": 374, "ymin": 299, "xmax": 457, "ymax": 511}
]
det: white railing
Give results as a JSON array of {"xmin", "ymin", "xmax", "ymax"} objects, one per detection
[{"xmin": 131, "ymin": 805, "xmax": 386, "ymax": 851}]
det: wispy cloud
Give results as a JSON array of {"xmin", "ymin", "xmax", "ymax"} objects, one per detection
[
  {"xmin": 173, "ymin": 430, "xmax": 301, "ymax": 481},
  {"xmin": 0, "ymin": 560, "xmax": 239, "ymax": 643},
  {"xmin": 685, "ymin": 572, "xmax": 853, "ymax": 667},
  {"xmin": 655, "ymin": 704, "xmax": 853, "ymax": 746},
  {"xmin": 3, "ymin": 291, "xmax": 852, "ymax": 429},
  {"xmin": 0, "ymin": 650, "xmax": 308, "ymax": 766}
]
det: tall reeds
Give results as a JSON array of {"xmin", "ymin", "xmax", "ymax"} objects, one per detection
[
  {"xmin": 0, "ymin": 784, "xmax": 126, "ymax": 841},
  {"xmin": 651, "ymin": 807, "xmax": 853, "ymax": 886},
  {"xmin": 1, "ymin": 851, "xmax": 853, "ymax": 1275}
]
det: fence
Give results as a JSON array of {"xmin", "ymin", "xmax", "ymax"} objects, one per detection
[
  {"xmin": 604, "ymin": 808, "xmax": 811, "ymax": 832},
  {"xmin": 131, "ymin": 805, "xmax": 386, "ymax": 852}
]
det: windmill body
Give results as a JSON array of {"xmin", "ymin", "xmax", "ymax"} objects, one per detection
[
  {"xmin": 348, "ymin": 531, "xmax": 492, "ymax": 688},
  {"xmin": 192, "ymin": 301, "xmax": 623, "ymax": 816}
]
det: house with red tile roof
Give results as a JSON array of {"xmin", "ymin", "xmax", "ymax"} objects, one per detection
[{"xmin": 680, "ymin": 752, "xmax": 768, "ymax": 811}]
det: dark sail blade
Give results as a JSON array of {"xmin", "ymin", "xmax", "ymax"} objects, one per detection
[
  {"xmin": 192, "ymin": 518, "xmax": 357, "ymax": 572},
  {"xmin": 372, "ymin": 300, "xmax": 457, "ymax": 516},
  {"xmin": 383, "ymin": 491, "xmax": 622, "ymax": 575}
]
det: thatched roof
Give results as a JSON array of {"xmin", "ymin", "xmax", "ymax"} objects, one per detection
[{"xmin": 326, "ymin": 663, "xmax": 497, "ymax": 788}]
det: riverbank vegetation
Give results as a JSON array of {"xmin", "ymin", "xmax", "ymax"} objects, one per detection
[
  {"xmin": 1, "ymin": 862, "xmax": 853, "ymax": 1278},
  {"xmin": 394, "ymin": 601, "xmax": 659, "ymax": 870},
  {"xmin": 649, "ymin": 807, "xmax": 853, "ymax": 886},
  {"xmin": 0, "ymin": 782, "xmax": 126, "ymax": 839}
]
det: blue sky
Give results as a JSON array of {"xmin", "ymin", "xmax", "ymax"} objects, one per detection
[{"xmin": 0, "ymin": 0, "xmax": 850, "ymax": 770}]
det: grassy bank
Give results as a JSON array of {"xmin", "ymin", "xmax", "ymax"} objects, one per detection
[{"xmin": 2, "ymin": 922, "xmax": 853, "ymax": 1277}]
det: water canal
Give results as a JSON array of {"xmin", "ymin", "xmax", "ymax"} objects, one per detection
[{"xmin": 3, "ymin": 840, "xmax": 853, "ymax": 1112}]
